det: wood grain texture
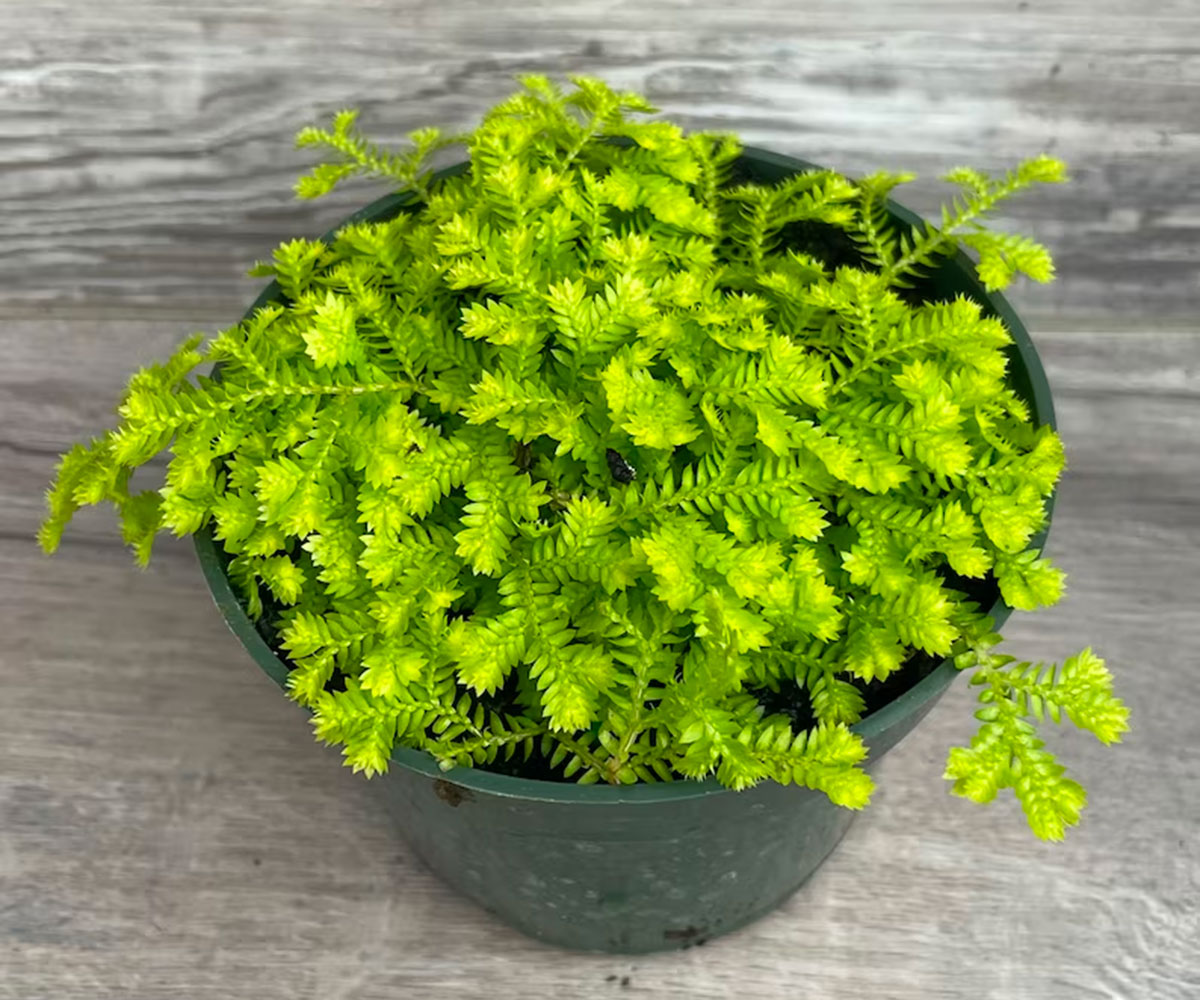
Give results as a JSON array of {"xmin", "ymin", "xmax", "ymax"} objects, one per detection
[
  {"xmin": 3, "ymin": 3, "xmax": 1199, "ymax": 997},
  {"xmin": 3, "ymin": 0, "xmax": 1200, "ymax": 325}
]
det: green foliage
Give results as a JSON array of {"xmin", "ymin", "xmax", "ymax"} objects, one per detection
[
  {"xmin": 41, "ymin": 74, "xmax": 1125, "ymax": 839},
  {"xmin": 945, "ymin": 646, "xmax": 1129, "ymax": 840}
]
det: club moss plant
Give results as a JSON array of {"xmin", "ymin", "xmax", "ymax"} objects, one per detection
[{"xmin": 41, "ymin": 75, "xmax": 1127, "ymax": 841}]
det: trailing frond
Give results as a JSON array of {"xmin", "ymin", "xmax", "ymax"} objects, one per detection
[
  {"xmin": 883, "ymin": 154, "xmax": 1067, "ymax": 285},
  {"xmin": 947, "ymin": 645, "xmax": 1128, "ymax": 839}
]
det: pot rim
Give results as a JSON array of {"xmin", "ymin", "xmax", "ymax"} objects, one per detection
[{"xmin": 194, "ymin": 145, "xmax": 1056, "ymax": 805}]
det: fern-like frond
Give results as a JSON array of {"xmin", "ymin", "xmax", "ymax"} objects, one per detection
[{"xmin": 947, "ymin": 646, "xmax": 1128, "ymax": 839}]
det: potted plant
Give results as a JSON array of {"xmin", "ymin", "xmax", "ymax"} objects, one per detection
[{"xmin": 40, "ymin": 75, "xmax": 1128, "ymax": 953}]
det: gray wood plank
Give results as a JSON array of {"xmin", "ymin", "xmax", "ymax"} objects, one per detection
[
  {"xmin": 4, "ymin": 2, "xmax": 1200, "ymax": 995},
  {"xmin": 2, "ymin": 0, "xmax": 1200, "ymax": 325},
  {"xmin": 3, "ymin": 325, "xmax": 1199, "ymax": 998}
]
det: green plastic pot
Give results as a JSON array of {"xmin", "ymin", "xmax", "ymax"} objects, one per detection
[{"xmin": 194, "ymin": 147, "xmax": 1056, "ymax": 954}]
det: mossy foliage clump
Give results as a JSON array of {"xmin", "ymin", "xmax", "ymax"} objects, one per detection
[{"xmin": 42, "ymin": 76, "xmax": 1127, "ymax": 840}]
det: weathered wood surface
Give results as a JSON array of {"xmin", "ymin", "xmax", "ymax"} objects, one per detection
[
  {"xmin": 3, "ymin": 4, "xmax": 1199, "ymax": 998},
  {"xmin": 2, "ymin": 0, "xmax": 1200, "ymax": 325}
]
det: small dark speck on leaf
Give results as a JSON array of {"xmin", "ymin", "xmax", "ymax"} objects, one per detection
[
  {"xmin": 606, "ymin": 448, "xmax": 637, "ymax": 484},
  {"xmin": 1018, "ymin": 1, "xmax": 1029, "ymax": 8},
  {"xmin": 606, "ymin": 975, "xmax": 618, "ymax": 982},
  {"xmin": 584, "ymin": 40, "xmax": 604, "ymax": 58},
  {"xmin": 1049, "ymin": 63, "xmax": 1062, "ymax": 77},
  {"xmin": 252, "ymin": 857, "xmax": 262, "ymax": 866},
  {"xmin": 621, "ymin": 976, "xmax": 632, "ymax": 988}
]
